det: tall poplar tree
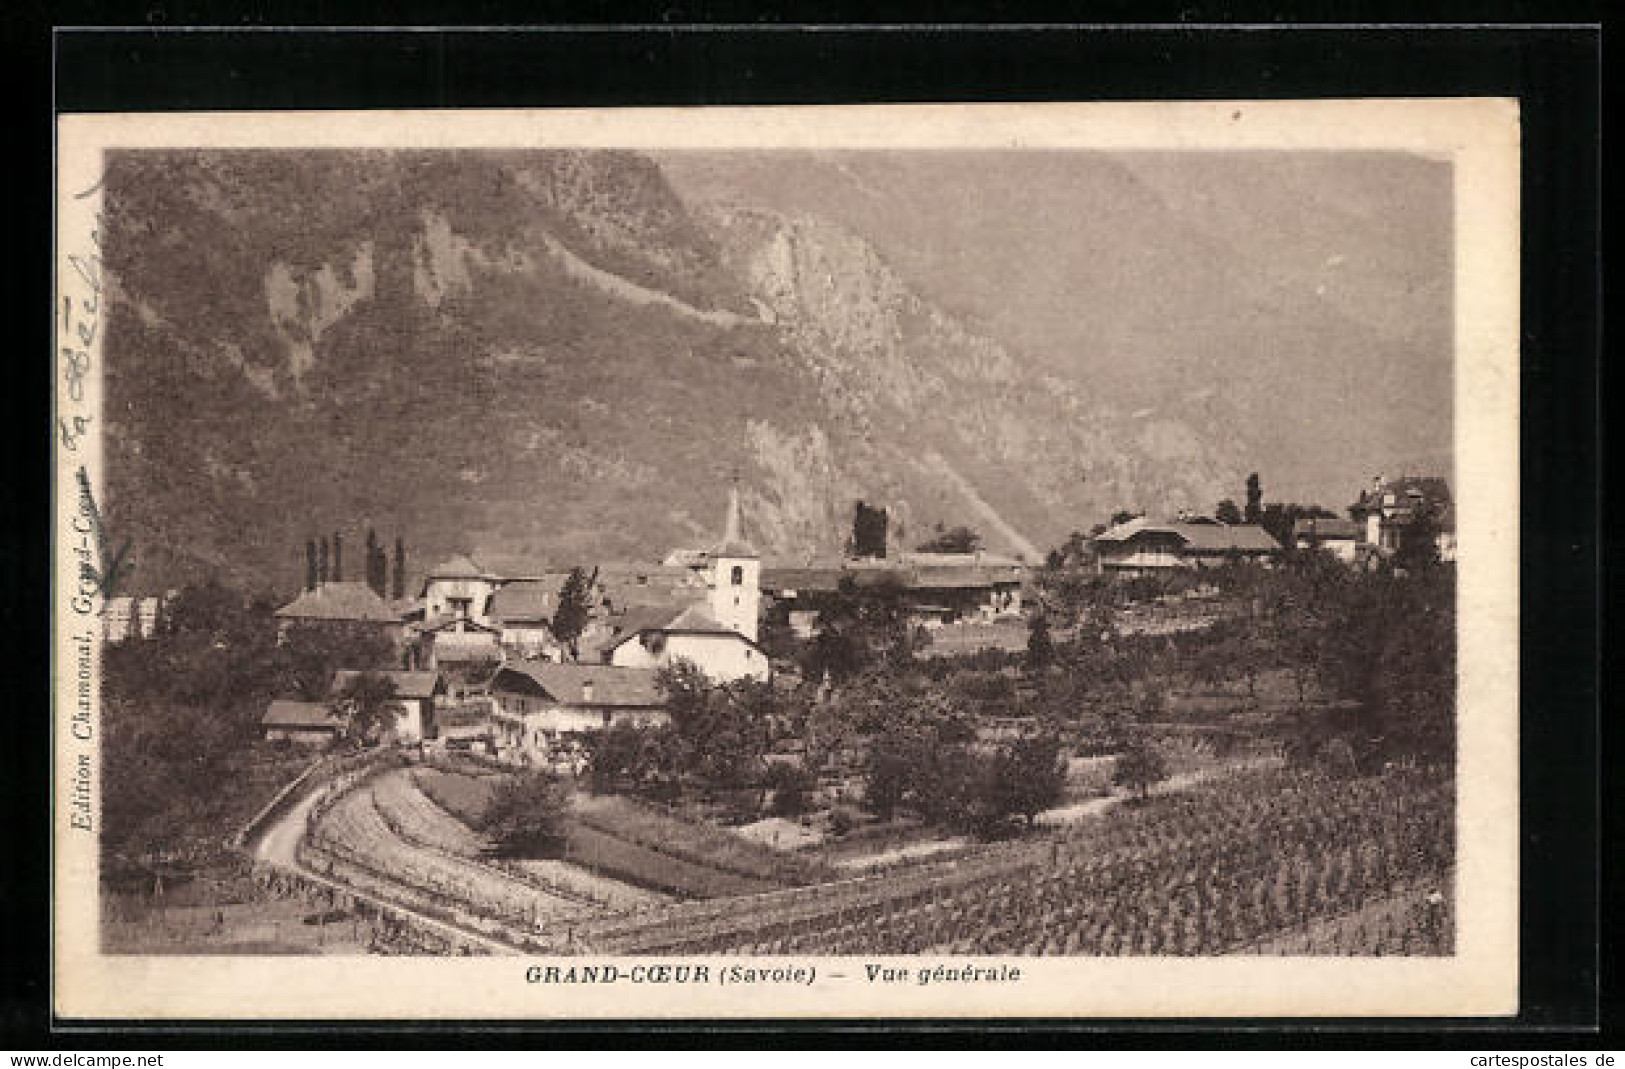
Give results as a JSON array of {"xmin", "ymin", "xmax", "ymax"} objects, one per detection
[
  {"xmin": 392, "ymin": 537, "xmax": 406, "ymax": 601},
  {"xmin": 333, "ymin": 532, "xmax": 343, "ymax": 583},
  {"xmin": 551, "ymin": 566, "xmax": 594, "ymax": 661},
  {"xmin": 305, "ymin": 539, "xmax": 318, "ymax": 591},
  {"xmin": 1245, "ymin": 473, "xmax": 1263, "ymax": 525},
  {"xmin": 318, "ymin": 537, "xmax": 330, "ymax": 585}
]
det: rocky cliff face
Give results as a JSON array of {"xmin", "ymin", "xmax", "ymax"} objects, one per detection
[{"xmin": 100, "ymin": 149, "xmax": 1245, "ymax": 596}]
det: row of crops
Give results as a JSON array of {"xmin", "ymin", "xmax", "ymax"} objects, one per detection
[
  {"xmin": 565, "ymin": 767, "xmax": 1454, "ymax": 956},
  {"xmin": 302, "ymin": 776, "xmax": 599, "ymax": 944}
]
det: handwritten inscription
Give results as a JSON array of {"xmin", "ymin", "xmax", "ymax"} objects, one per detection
[{"xmin": 59, "ymin": 190, "xmax": 101, "ymax": 452}]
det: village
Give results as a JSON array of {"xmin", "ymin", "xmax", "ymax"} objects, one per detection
[{"xmin": 97, "ymin": 468, "xmax": 1457, "ymax": 959}]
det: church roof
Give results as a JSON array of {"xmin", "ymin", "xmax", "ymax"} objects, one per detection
[
  {"xmin": 713, "ymin": 483, "xmax": 759, "ymax": 558},
  {"xmin": 602, "ymin": 602, "xmax": 761, "ymax": 653}
]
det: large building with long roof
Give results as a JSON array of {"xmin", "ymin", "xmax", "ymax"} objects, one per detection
[{"xmin": 1091, "ymin": 517, "xmax": 1283, "ymax": 575}]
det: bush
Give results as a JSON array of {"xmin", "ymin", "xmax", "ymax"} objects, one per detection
[
  {"xmin": 763, "ymin": 763, "xmax": 816, "ymax": 818},
  {"xmin": 1114, "ymin": 740, "xmax": 1170, "ymax": 800},
  {"xmin": 478, "ymin": 772, "xmax": 572, "ymax": 858}
]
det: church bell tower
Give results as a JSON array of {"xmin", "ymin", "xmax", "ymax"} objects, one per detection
[{"xmin": 709, "ymin": 480, "xmax": 761, "ymax": 643}]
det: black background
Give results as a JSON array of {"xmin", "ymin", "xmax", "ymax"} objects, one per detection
[{"xmin": 3, "ymin": 6, "xmax": 1605, "ymax": 1047}]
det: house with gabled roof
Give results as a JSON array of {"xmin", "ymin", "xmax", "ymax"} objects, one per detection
[
  {"xmin": 1092, "ymin": 518, "xmax": 1283, "ymax": 575},
  {"xmin": 1348, "ymin": 475, "xmax": 1455, "ymax": 564},
  {"xmin": 274, "ymin": 581, "xmax": 405, "ymax": 641},
  {"xmin": 419, "ymin": 554, "xmax": 502, "ymax": 626},
  {"xmin": 488, "ymin": 579, "xmax": 561, "ymax": 660},
  {"xmin": 261, "ymin": 699, "xmax": 346, "ymax": 746},
  {"xmin": 329, "ymin": 669, "xmax": 445, "ymax": 743},
  {"xmin": 1292, "ymin": 517, "xmax": 1366, "ymax": 563},
  {"xmin": 489, "ymin": 660, "xmax": 666, "ymax": 761}
]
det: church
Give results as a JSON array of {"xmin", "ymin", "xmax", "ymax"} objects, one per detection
[{"xmin": 590, "ymin": 482, "xmax": 769, "ymax": 684}]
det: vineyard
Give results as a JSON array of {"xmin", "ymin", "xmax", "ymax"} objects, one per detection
[
  {"xmin": 561, "ymin": 766, "xmax": 1454, "ymax": 955},
  {"xmin": 301, "ymin": 770, "xmax": 609, "ymax": 946},
  {"xmin": 289, "ymin": 758, "xmax": 1454, "ymax": 958}
]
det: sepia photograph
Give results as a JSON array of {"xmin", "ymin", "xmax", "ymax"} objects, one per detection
[{"xmin": 52, "ymin": 102, "xmax": 1520, "ymax": 1019}]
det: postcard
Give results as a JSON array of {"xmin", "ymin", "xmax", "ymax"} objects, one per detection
[{"xmin": 54, "ymin": 100, "xmax": 1519, "ymax": 1019}]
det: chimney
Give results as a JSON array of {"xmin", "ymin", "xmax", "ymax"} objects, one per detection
[{"xmin": 581, "ymin": 679, "xmax": 595, "ymax": 705}]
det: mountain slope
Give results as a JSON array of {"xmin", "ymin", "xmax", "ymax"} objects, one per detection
[{"xmin": 101, "ymin": 149, "xmax": 1251, "ymax": 597}]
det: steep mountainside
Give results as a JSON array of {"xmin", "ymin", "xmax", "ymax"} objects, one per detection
[
  {"xmin": 101, "ymin": 149, "xmax": 1246, "ymax": 597},
  {"xmin": 658, "ymin": 150, "xmax": 1454, "ymax": 505}
]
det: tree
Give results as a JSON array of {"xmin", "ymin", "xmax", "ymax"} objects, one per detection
[
  {"xmin": 587, "ymin": 721, "xmax": 681, "ymax": 795},
  {"xmin": 318, "ymin": 537, "xmax": 330, "ymax": 585},
  {"xmin": 799, "ymin": 574, "xmax": 916, "ymax": 686},
  {"xmin": 1394, "ymin": 503, "xmax": 1443, "ymax": 573},
  {"xmin": 992, "ymin": 731, "xmax": 1067, "ymax": 827},
  {"xmin": 1244, "ymin": 473, "xmax": 1263, "ymax": 524},
  {"xmin": 1025, "ymin": 613, "xmax": 1055, "ymax": 674},
  {"xmin": 1113, "ymin": 738, "xmax": 1169, "ymax": 800},
  {"xmin": 1215, "ymin": 499, "xmax": 1243, "ymax": 525},
  {"xmin": 481, "ymin": 772, "xmax": 572, "ymax": 858},
  {"xmin": 656, "ymin": 661, "xmax": 771, "ymax": 786},
  {"xmin": 305, "ymin": 539, "xmax": 318, "ymax": 591},
  {"xmin": 332, "ymin": 531, "xmax": 343, "ymax": 583},
  {"xmin": 365, "ymin": 528, "xmax": 388, "ymax": 596},
  {"xmin": 862, "ymin": 734, "xmax": 914, "ymax": 820},
  {"xmin": 392, "ymin": 537, "xmax": 407, "ymax": 601},
  {"xmin": 1260, "ymin": 502, "xmax": 1335, "ymax": 549},
  {"xmin": 551, "ymin": 566, "xmax": 594, "ymax": 660},
  {"xmin": 1317, "ymin": 568, "xmax": 1455, "ymax": 768},
  {"xmin": 1109, "ymin": 509, "xmax": 1138, "ymax": 528},
  {"xmin": 329, "ymin": 671, "xmax": 401, "ymax": 743},
  {"xmin": 915, "ymin": 524, "xmax": 983, "ymax": 554},
  {"xmin": 763, "ymin": 762, "xmax": 816, "ymax": 817},
  {"xmin": 851, "ymin": 501, "xmax": 889, "ymax": 558}
]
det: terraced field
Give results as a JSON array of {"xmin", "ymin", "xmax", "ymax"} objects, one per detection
[
  {"xmin": 559, "ymin": 767, "xmax": 1455, "ymax": 956},
  {"xmin": 303, "ymin": 772, "xmax": 601, "ymax": 937},
  {"xmin": 296, "ymin": 761, "xmax": 1454, "ymax": 958}
]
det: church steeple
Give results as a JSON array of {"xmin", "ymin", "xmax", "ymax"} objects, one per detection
[
  {"xmin": 709, "ymin": 476, "xmax": 760, "ymax": 642},
  {"xmin": 714, "ymin": 477, "xmax": 759, "ymax": 559}
]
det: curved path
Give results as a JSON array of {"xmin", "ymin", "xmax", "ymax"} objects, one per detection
[{"xmin": 248, "ymin": 770, "xmax": 522, "ymax": 955}]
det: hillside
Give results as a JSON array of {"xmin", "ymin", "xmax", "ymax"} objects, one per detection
[
  {"xmin": 658, "ymin": 149, "xmax": 1454, "ymax": 505},
  {"xmin": 100, "ymin": 149, "xmax": 1251, "ymax": 598}
]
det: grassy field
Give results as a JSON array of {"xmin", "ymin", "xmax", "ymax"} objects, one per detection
[
  {"xmin": 573, "ymin": 793, "xmax": 837, "ymax": 886},
  {"xmin": 413, "ymin": 767, "xmax": 791, "ymax": 900},
  {"xmin": 413, "ymin": 767, "xmax": 502, "ymax": 827},
  {"xmin": 563, "ymin": 823, "xmax": 779, "ymax": 899}
]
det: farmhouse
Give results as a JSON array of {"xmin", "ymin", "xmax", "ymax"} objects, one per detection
[
  {"xmin": 274, "ymin": 581, "xmax": 404, "ymax": 640},
  {"xmin": 761, "ymin": 552, "xmax": 1026, "ymax": 637},
  {"xmin": 329, "ymin": 669, "xmax": 445, "ymax": 743},
  {"xmin": 489, "ymin": 661, "xmax": 665, "ymax": 763},
  {"xmin": 419, "ymin": 554, "xmax": 502, "ymax": 626},
  {"xmin": 1091, "ymin": 518, "xmax": 1283, "ymax": 575},
  {"xmin": 1348, "ymin": 475, "xmax": 1456, "ymax": 564},
  {"xmin": 488, "ymin": 579, "xmax": 563, "ymax": 660},
  {"xmin": 261, "ymin": 699, "xmax": 346, "ymax": 746},
  {"xmin": 1291, "ymin": 517, "xmax": 1365, "ymax": 563}
]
